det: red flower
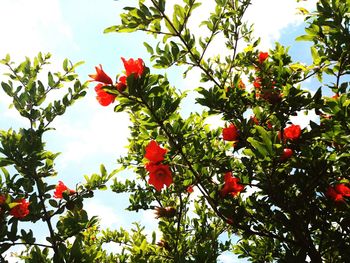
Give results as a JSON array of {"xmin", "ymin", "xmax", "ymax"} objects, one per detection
[
  {"xmin": 222, "ymin": 124, "xmax": 239, "ymax": 141},
  {"xmin": 116, "ymin": 75, "xmax": 127, "ymax": 91},
  {"xmin": 283, "ymin": 124, "xmax": 301, "ymax": 141},
  {"xmin": 335, "ymin": 184, "xmax": 350, "ymax": 197},
  {"xmin": 94, "ymin": 83, "xmax": 116, "ymax": 106},
  {"xmin": 146, "ymin": 163, "xmax": 173, "ymax": 191},
  {"xmin": 253, "ymin": 78, "xmax": 261, "ymax": 89},
  {"xmin": 10, "ymin": 199, "xmax": 30, "ymax": 219},
  {"xmin": 54, "ymin": 181, "xmax": 76, "ymax": 199},
  {"xmin": 326, "ymin": 186, "xmax": 345, "ymax": 202},
  {"xmin": 187, "ymin": 185, "xmax": 194, "ymax": 194},
  {"xmin": 89, "ymin": 64, "xmax": 113, "ymax": 85},
  {"xmin": 121, "ymin": 57, "xmax": 145, "ymax": 78},
  {"xmin": 258, "ymin": 52, "xmax": 269, "ymax": 63},
  {"xmin": 280, "ymin": 148, "xmax": 293, "ymax": 161},
  {"xmin": 144, "ymin": 140, "xmax": 167, "ymax": 163},
  {"xmin": 220, "ymin": 172, "xmax": 244, "ymax": 197}
]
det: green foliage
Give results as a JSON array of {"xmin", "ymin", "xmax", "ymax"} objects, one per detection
[
  {"xmin": 0, "ymin": 54, "xmax": 116, "ymax": 262},
  {"xmin": 1, "ymin": 0, "xmax": 350, "ymax": 262},
  {"xmin": 102, "ymin": 0, "xmax": 350, "ymax": 262}
]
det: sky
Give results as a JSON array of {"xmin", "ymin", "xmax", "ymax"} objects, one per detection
[{"xmin": 0, "ymin": 0, "xmax": 318, "ymax": 262}]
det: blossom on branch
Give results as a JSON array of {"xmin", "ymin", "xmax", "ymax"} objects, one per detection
[
  {"xmin": 326, "ymin": 183, "xmax": 350, "ymax": 202},
  {"xmin": 187, "ymin": 185, "xmax": 194, "ymax": 194},
  {"xmin": 116, "ymin": 75, "xmax": 127, "ymax": 92},
  {"xmin": 121, "ymin": 57, "xmax": 145, "ymax": 78},
  {"xmin": 54, "ymin": 181, "xmax": 76, "ymax": 199},
  {"xmin": 283, "ymin": 124, "xmax": 301, "ymax": 141},
  {"xmin": 222, "ymin": 124, "xmax": 239, "ymax": 141},
  {"xmin": 10, "ymin": 199, "xmax": 30, "ymax": 219},
  {"xmin": 94, "ymin": 83, "xmax": 117, "ymax": 106},
  {"xmin": 258, "ymin": 51, "xmax": 269, "ymax": 63},
  {"xmin": 89, "ymin": 64, "xmax": 113, "ymax": 85},
  {"xmin": 146, "ymin": 163, "xmax": 173, "ymax": 191},
  {"xmin": 144, "ymin": 140, "xmax": 167, "ymax": 163},
  {"xmin": 89, "ymin": 64, "xmax": 117, "ymax": 106},
  {"xmin": 280, "ymin": 148, "xmax": 293, "ymax": 161},
  {"xmin": 220, "ymin": 172, "xmax": 244, "ymax": 197}
]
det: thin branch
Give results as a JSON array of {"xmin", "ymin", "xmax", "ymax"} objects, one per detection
[
  {"xmin": 198, "ymin": 2, "xmax": 228, "ymax": 62},
  {"xmin": 34, "ymin": 177, "xmax": 61, "ymax": 258},
  {"xmin": 140, "ymin": 28, "xmax": 175, "ymax": 36},
  {"xmin": 222, "ymin": 2, "xmax": 251, "ymax": 88},
  {"xmin": 174, "ymin": 192, "xmax": 183, "ymax": 260},
  {"xmin": 149, "ymin": 0, "xmax": 222, "ymax": 88},
  {"xmin": 9, "ymin": 242, "xmax": 53, "ymax": 248}
]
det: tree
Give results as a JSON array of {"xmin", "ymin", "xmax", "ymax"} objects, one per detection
[{"xmin": 1, "ymin": 0, "xmax": 350, "ymax": 262}]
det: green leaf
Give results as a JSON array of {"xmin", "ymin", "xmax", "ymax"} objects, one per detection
[
  {"xmin": 247, "ymin": 137, "xmax": 269, "ymax": 158},
  {"xmin": 295, "ymin": 35, "xmax": 314, "ymax": 42},
  {"xmin": 311, "ymin": 46, "xmax": 320, "ymax": 64},
  {"xmin": 143, "ymin": 42, "xmax": 154, "ymax": 54},
  {"xmin": 63, "ymin": 58, "xmax": 69, "ymax": 71},
  {"xmin": 100, "ymin": 164, "xmax": 107, "ymax": 177},
  {"xmin": 255, "ymin": 126, "xmax": 273, "ymax": 155}
]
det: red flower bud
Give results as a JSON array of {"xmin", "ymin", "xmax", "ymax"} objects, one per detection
[
  {"xmin": 250, "ymin": 116, "xmax": 259, "ymax": 125},
  {"xmin": 326, "ymin": 183, "xmax": 350, "ymax": 203},
  {"xmin": 253, "ymin": 78, "xmax": 261, "ymax": 89},
  {"xmin": 283, "ymin": 124, "xmax": 301, "ymax": 141},
  {"xmin": 238, "ymin": 80, "xmax": 246, "ymax": 90},
  {"xmin": 186, "ymin": 185, "xmax": 194, "ymax": 194},
  {"xmin": 280, "ymin": 148, "xmax": 293, "ymax": 161},
  {"xmin": 258, "ymin": 52, "xmax": 269, "ymax": 63},
  {"xmin": 222, "ymin": 124, "xmax": 239, "ymax": 141},
  {"xmin": 267, "ymin": 121, "xmax": 273, "ymax": 130}
]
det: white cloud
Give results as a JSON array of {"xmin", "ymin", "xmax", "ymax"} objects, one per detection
[
  {"xmin": 0, "ymin": 0, "xmax": 77, "ymax": 130},
  {"xmin": 184, "ymin": 0, "xmax": 317, "ymax": 58},
  {"xmin": 205, "ymin": 114, "xmax": 225, "ymax": 129},
  {"xmin": 84, "ymin": 199, "xmax": 123, "ymax": 229},
  {"xmin": 245, "ymin": 0, "xmax": 317, "ymax": 49},
  {"xmin": 51, "ymin": 97, "xmax": 131, "ymax": 168},
  {"xmin": 246, "ymin": 0, "xmax": 316, "ymax": 49},
  {"xmin": 0, "ymin": 0, "xmax": 76, "ymax": 60}
]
